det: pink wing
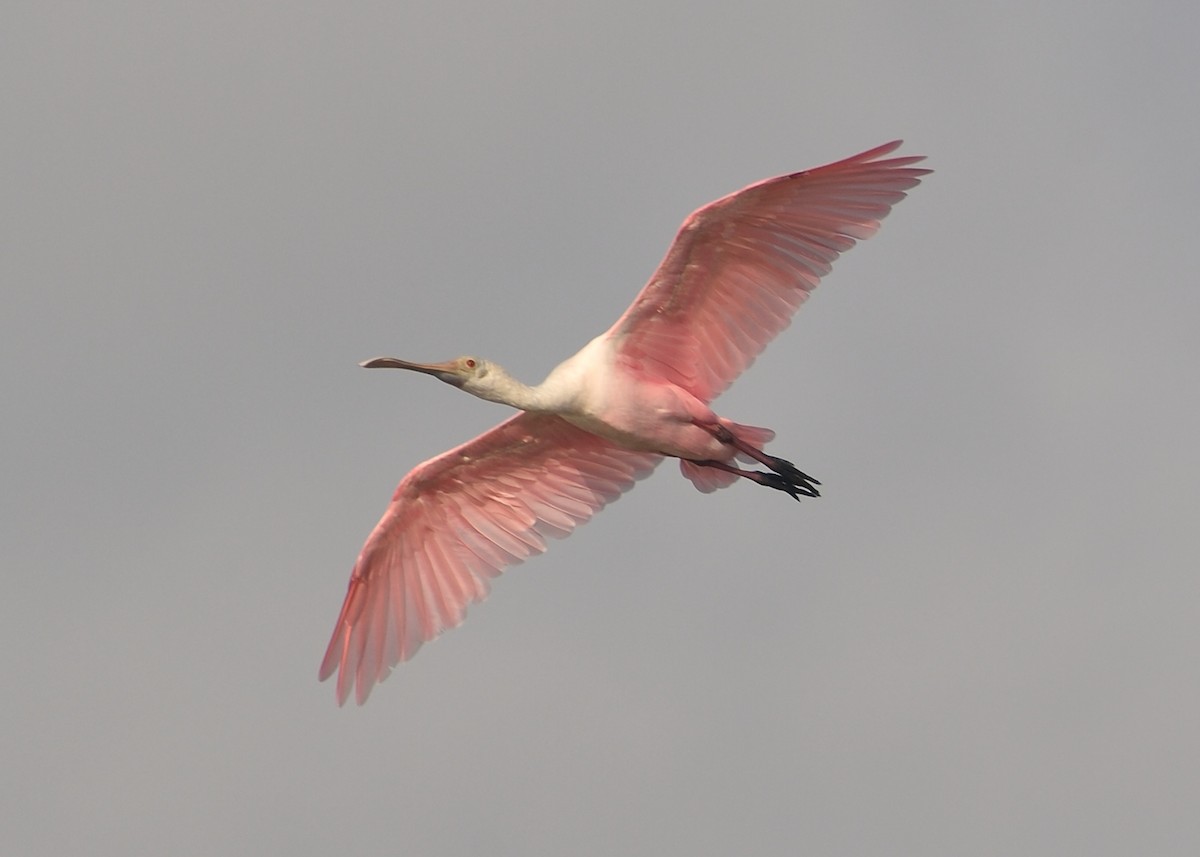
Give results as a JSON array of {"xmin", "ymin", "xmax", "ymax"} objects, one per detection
[
  {"xmin": 605, "ymin": 141, "xmax": 930, "ymax": 402},
  {"xmin": 319, "ymin": 412, "xmax": 661, "ymax": 704}
]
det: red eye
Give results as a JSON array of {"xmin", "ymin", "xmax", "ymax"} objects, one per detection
[{"xmin": 465, "ymin": 359, "xmax": 476, "ymax": 368}]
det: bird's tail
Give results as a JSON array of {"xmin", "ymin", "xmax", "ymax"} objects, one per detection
[
  {"xmin": 678, "ymin": 420, "xmax": 776, "ymax": 492},
  {"xmin": 725, "ymin": 421, "xmax": 776, "ymax": 461}
]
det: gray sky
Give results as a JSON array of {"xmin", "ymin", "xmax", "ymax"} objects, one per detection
[{"xmin": 4, "ymin": 2, "xmax": 1199, "ymax": 855}]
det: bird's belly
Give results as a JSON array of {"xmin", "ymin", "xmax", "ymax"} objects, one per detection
[
  {"xmin": 560, "ymin": 412, "xmax": 662, "ymax": 451},
  {"xmin": 560, "ymin": 399, "xmax": 721, "ymax": 460}
]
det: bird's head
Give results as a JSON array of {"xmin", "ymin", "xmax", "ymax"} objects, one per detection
[{"xmin": 360, "ymin": 355, "xmax": 520, "ymax": 404}]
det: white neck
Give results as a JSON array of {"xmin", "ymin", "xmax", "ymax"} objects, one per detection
[{"xmin": 465, "ymin": 365, "xmax": 571, "ymax": 413}]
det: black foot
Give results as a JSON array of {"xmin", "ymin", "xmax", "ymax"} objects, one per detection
[
  {"xmin": 764, "ymin": 454, "xmax": 821, "ymax": 489},
  {"xmin": 754, "ymin": 470, "xmax": 821, "ymax": 501}
]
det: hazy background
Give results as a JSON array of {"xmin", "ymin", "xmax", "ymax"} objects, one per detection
[{"xmin": 4, "ymin": 2, "xmax": 1198, "ymax": 855}]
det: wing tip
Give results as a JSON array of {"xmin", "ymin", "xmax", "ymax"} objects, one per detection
[
  {"xmin": 830, "ymin": 139, "xmax": 929, "ymax": 169},
  {"xmin": 318, "ymin": 632, "xmax": 388, "ymax": 706}
]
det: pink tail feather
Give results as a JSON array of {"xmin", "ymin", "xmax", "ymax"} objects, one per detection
[
  {"xmin": 679, "ymin": 420, "xmax": 776, "ymax": 492},
  {"xmin": 679, "ymin": 459, "xmax": 739, "ymax": 492},
  {"xmin": 725, "ymin": 421, "xmax": 775, "ymax": 463}
]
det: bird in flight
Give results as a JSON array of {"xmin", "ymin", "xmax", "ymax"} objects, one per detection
[{"xmin": 321, "ymin": 141, "xmax": 929, "ymax": 704}]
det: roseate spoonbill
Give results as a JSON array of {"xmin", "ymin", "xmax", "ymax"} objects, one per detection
[{"xmin": 321, "ymin": 141, "xmax": 929, "ymax": 704}]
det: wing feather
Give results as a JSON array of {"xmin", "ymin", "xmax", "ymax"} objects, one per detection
[
  {"xmin": 319, "ymin": 412, "xmax": 660, "ymax": 704},
  {"xmin": 606, "ymin": 140, "xmax": 930, "ymax": 401}
]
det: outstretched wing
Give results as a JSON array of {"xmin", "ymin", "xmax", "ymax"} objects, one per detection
[
  {"xmin": 605, "ymin": 141, "xmax": 930, "ymax": 402},
  {"xmin": 319, "ymin": 412, "xmax": 661, "ymax": 704}
]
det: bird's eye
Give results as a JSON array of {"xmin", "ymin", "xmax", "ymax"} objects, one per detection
[{"xmin": 464, "ymin": 358, "xmax": 477, "ymax": 369}]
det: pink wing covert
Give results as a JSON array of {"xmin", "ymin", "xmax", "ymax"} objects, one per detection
[
  {"xmin": 319, "ymin": 412, "xmax": 660, "ymax": 704},
  {"xmin": 606, "ymin": 141, "xmax": 930, "ymax": 402}
]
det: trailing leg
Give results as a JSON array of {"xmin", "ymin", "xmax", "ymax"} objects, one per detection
[
  {"xmin": 689, "ymin": 459, "xmax": 820, "ymax": 502},
  {"xmin": 693, "ymin": 420, "xmax": 822, "ymax": 496}
]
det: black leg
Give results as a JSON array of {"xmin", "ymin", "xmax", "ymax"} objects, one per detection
[
  {"xmin": 693, "ymin": 422, "xmax": 821, "ymax": 499},
  {"xmin": 690, "ymin": 459, "xmax": 820, "ymax": 501}
]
